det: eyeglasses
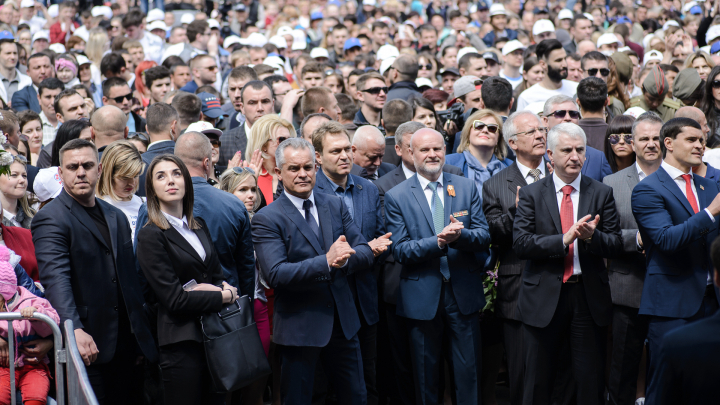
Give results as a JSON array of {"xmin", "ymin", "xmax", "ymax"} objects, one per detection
[
  {"xmin": 231, "ymin": 166, "xmax": 256, "ymax": 175},
  {"xmin": 513, "ymin": 127, "xmax": 548, "ymax": 137},
  {"xmin": 111, "ymin": 92, "xmax": 132, "ymax": 103},
  {"xmin": 549, "ymin": 110, "xmax": 581, "ymax": 119},
  {"xmin": 128, "ymin": 132, "xmax": 148, "ymax": 141},
  {"xmin": 472, "ymin": 120, "xmax": 499, "ymax": 133},
  {"xmin": 585, "ymin": 68, "xmax": 610, "ymax": 77},
  {"xmin": 418, "ymin": 63, "xmax": 432, "ymax": 70},
  {"xmin": 712, "ymin": 80, "xmax": 720, "ymax": 89},
  {"xmin": 608, "ymin": 133, "xmax": 632, "ymax": 145},
  {"xmin": 210, "ymin": 139, "xmax": 221, "ymax": 147},
  {"xmin": 201, "ymin": 65, "xmax": 218, "ymax": 71},
  {"xmin": 361, "ymin": 86, "xmax": 388, "ymax": 95}
]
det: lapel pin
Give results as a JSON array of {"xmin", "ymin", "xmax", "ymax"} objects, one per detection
[
  {"xmin": 447, "ymin": 185, "xmax": 455, "ymax": 197},
  {"xmin": 701, "ymin": 185, "xmax": 705, "ymax": 190},
  {"xmin": 357, "ymin": 185, "xmax": 362, "ymax": 190}
]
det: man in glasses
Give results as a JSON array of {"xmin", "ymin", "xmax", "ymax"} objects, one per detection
[
  {"xmin": 386, "ymin": 54, "xmax": 421, "ymax": 102},
  {"xmin": 517, "ymin": 39, "xmax": 578, "ymax": 111},
  {"xmin": 576, "ymin": 77, "xmax": 609, "ymax": 150},
  {"xmin": 354, "ymin": 72, "xmax": 387, "ymax": 133},
  {"xmin": 181, "ymin": 54, "xmax": 218, "ymax": 93},
  {"xmin": 629, "ymin": 65, "xmax": 679, "ymax": 123},
  {"xmin": 102, "ymin": 77, "xmax": 146, "ymax": 133},
  {"xmin": 351, "ymin": 126, "xmax": 394, "ymax": 180}
]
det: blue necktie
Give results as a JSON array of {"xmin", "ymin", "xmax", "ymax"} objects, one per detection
[
  {"xmin": 303, "ymin": 199, "xmax": 320, "ymax": 240},
  {"xmin": 428, "ymin": 182, "xmax": 451, "ymax": 280}
]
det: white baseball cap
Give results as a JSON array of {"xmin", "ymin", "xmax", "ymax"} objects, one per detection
[
  {"xmin": 310, "ymin": 47, "xmax": 330, "ymax": 59},
  {"xmin": 239, "ymin": 32, "xmax": 267, "ymax": 47},
  {"xmin": 643, "ymin": 50, "xmax": 663, "ymax": 66},
  {"xmin": 533, "ymin": 19, "xmax": 555, "ymax": 36},
  {"xmin": 583, "ymin": 12, "xmax": 594, "ymax": 22},
  {"xmin": 47, "ymin": 4, "xmax": 58, "ymax": 18},
  {"xmin": 291, "ymin": 29, "xmax": 307, "ymax": 50},
  {"xmin": 502, "ymin": 39, "xmax": 526, "ymax": 55},
  {"xmin": 34, "ymin": 167, "xmax": 63, "ymax": 203},
  {"xmin": 263, "ymin": 56, "xmax": 285, "ymax": 75},
  {"xmin": 75, "ymin": 54, "xmax": 91, "ymax": 66},
  {"xmin": 363, "ymin": 0, "xmax": 377, "ymax": 6},
  {"xmin": 558, "ymin": 9, "xmax": 574, "ymax": 20},
  {"xmin": 32, "ymin": 30, "xmax": 49, "ymax": 44},
  {"xmin": 90, "ymin": 5, "xmax": 112, "ymax": 19},
  {"xmin": 682, "ymin": 1, "xmax": 698, "ymax": 13},
  {"xmin": 456, "ymin": 46, "xmax": 478, "ymax": 63},
  {"xmin": 224, "ymin": 35, "xmax": 242, "ymax": 49},
  {"xmin": 48, "ymin": 43, "xmax": 65, "ymax": 53},
  {"xmin": 597, "ymin": 32, "xmax": 621, "ymax": 48},
  {"xmin": 269, "ymin": 35, "xmax": 287, "ymax": 49},
  {"xmin": 180, "ymin": 13, "xmax": 194, "ymax": 25},
  {"xmin": 73, "ymin": 25, "xmax": 89, "ymax": 42},
  {"xmin": 489, "ymin": 4, "xmax": 506, "ymax": 16},
  {"xmin": 415, "ymin": 77, "xmax": 433, "ymax": 88},
  {"xmin": 380, "ymin": 57, "xmax": 396, "ymax": 75},
  {"xmin": 707, "ymin": 24, "xmax": 720, "ymax": 44},
  {"xmin": 207, "ymin": 19, "xmax": 220, "ymax": 29},
  {"xmin": 277, "ymin": 26, "xmax": 294, "ymax": 37},
  {"xmin": 376, "ymin": 44, "xmax": 400, "ymax": 61},
  {"xmin": 20, "ymin": 0, "xmax": 34, "ymax": 8},
  {"xmin": 662, "ymin": 20, "xmax": 680, "ymax": 31},
  {"xmin": 146, "ymin": 8, "xmax": 165, "ymax": 22},
  {"xmin": 623, "ymin": 106, "xmax": 646, "ymax": 118},
  {"xmin": 147, "ymin": 20, "xmax": 168, "ymax": 33},
  {"xmin": 185, "ymin": 121, "xmax": 222, "ymax": 139}
]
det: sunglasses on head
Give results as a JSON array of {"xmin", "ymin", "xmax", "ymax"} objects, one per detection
[
  {"xmin": 418, "ymin": 63, "xmax": 432, "ymax": 70},
  {"xmin": 361, "ymin": 86, "xmax": 389, "ymax": 95},
  {"xmin": 12, "ymin": 154, "xmax": 27, "ymax": 163},
  {"xmin": 712, "ymin": 80, "xmax": 720, "ymax": 89},
  {"xmin": 112, "ymin": 93, "xmax": 133, "ymax": 103},
  {"xmin": 472, "ymin": 120, "xmax": 499, "ymax": 133},
  {"xmin": 232, "ymin": 166, "xmax": 256, "ymax": 175},
  {"xmin": 586, "ymin": 68, "xmax": 610, "ymax": 77},
  {"xmin": 549, "ymin": 110, "xmax": 581, "ymax": 119},
  {"xmin": 608, "ymin": 133, "xmax": 632, "ymax": 145}
]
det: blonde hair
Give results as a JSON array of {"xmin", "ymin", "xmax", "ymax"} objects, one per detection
[
  {"xmin": 122, "ymin": 40, "xmax": 142, "ymax": 50},
  {"xmin": 246, "ymin": 115, "xmax": 297, "ymax": 162},
  {"xmin": 683, "ymin": 50, "xmax": 715, "ymax": 70},
  {"xmin": 96, "ymin": 141, "xmax": 145, "ymax": 201},
  {"xmin": 457, "ymin": 109, "xmax": 507, "ymax": 159},
  {"xmin": 86, "ymin": 27, "xmax": 109, "ymax": 66},
  {"xmin": 218, "ymin": 168, "xmax": 260, "ymax": 217}
]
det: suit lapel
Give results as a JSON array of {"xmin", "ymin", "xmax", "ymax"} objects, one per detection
[
  {"xmin": 578, "ymin": 176, "xmax": 595, "ymax": 219},
  {"xmin": 658, "ymin": 167, "xmax": 695, "ymax": 215},
  {"xmin": 443, "ymin": 174, "xmax": 453, "ymax": 227},
  {"xmin": 541, "ymin": 177, "xmax": 562, "ymax": 233},
  {"xmin": 64, "ymin": 194, "xmax": 110, "ymax": 250},
  {"xmin": 278, "ymin": 194, "xmax": 324, "ymax": 255},
  {"xmin": 194, "ymin": 226, "xmax": 213, "ymax": 265},
  {"xmin": 101, "ymin": 203, "xmax": 118, "ymax": 259},
  {"xmin": 506, "ymin": 163, "xmax": 528, "ymax": 195},
  {"xmin": 316, "ymin": 196, "xmax": 333, "ymax": 253},
  {"xmin": 694, "ymin": 176, "xmax": 711, "ymax": 210},
  {"xmin": 410, "ymin": 175, "xmax": 435, "ymax": 231},
  {"xmin": 626, "ymin": 166, "xmax": 640, "ymax": 190},
  {"xmin": 165, "ymin": 226, "xmax": 205, "ymax": 265}
]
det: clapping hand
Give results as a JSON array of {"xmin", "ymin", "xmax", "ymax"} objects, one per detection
[
  {"xmin": 368, "ymin": 233, "xmax": 392, "ymax": 257},
  {"xmin": 327, "ymin": 236, "xmax": 356, "ymax": 268},
  {"xmin": 576, "ymin": 215, "xmax": 600, "ymax": 240},
  {"xmin": 438, "ymin": 216, "xmax": 464, "ymax": 247}
]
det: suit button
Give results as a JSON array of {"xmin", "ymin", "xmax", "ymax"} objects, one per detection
[
  {"xmin": 105, "ymin": 250, "xmax": 110, "ymax": 255},
  {"xmin": 114, "ymin": 306, "xmax": 118, "ymax": 311},
  {"xmin": 202, "ymin": 273, "xmax": 207, "ymax": 278},
  {"xmin": 112, "ymin": 278, "xmax": 116, "ymax": 283},
  {"xmin": 557, "ymin": 276, "xmax": 561, "ymax": 281},
  {"xmin": 327, "ymin": 303, "xmax": 332, "ymax": 308}
]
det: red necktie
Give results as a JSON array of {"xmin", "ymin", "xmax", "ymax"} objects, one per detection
[
  {"xmin": 682, "ymin": 174, "xmax": 700, "ymax": 214},
  {"xmin": 560, "ymin": 185, "xmax": 574, "ymax": 282}
]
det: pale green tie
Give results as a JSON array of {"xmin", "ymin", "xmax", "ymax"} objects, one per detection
[{"xmin": 428, "ymin": 182, "xmax": 451, "ymax": 280}]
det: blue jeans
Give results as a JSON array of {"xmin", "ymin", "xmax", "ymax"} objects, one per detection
[{"xmin": 140, "ymin": 0, "xmax": 164, "ymax": 13}]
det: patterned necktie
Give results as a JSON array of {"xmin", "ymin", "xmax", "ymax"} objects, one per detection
[
  {"xmin": 560, "ymin": 185, "xmax": 574, "ymax": 282},
  {"xmin": 302, "ymin": 199, "xmax": 321, "ymax": 239},
  {"xmin": 528, "ymin": 168, "xmax": 542, "ymax": 183},
  {"xmin": 428, "ymin": 182, "xmax": 451, "ymax": 280},
  {"xmin": 681, "ymin": 174, "xmax": 699, "ymax": 214}
]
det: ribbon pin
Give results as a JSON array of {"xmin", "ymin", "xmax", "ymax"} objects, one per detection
[
  {"xmin": 447, "ymin": 185, "xmax": 455, "ymax": 197},
  {"xmin": 701, "ymin": 185, "xmax": 705, "ymax": 190}
]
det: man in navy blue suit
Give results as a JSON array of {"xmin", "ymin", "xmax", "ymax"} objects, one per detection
[
  {"xmin": 631, "ymin": 117, "xmax": 720, "ymax": 394},
  {"xmin": 384, "ymin": 128, "xmax": 491, "ymax": 404},
  {"xmin": 11, "ymin": 53, "xmax": 52, "ymax": 113},
  {"xmin": 252, "ymin": 138, "xmax": 377, "ymax": 405},
  {"xmin": 311, "ymin": 121, "xmax": 391, "ymax": 405}
]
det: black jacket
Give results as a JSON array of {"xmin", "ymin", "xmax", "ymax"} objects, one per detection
[{"xmin": 386, "ymin": 81, "xmax": 421, "ymax": 102}]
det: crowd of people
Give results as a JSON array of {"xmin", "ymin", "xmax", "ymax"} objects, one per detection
[{"xmin": 0, "ymin": 0, "xmax": 715, "ymax": 404}]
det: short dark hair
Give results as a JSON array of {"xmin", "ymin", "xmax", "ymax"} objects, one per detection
[
  {"xmin": 171, "ymin": 92, "xmax": 202, "ymax": 125},
  {"xmin": 162, "ymin": 55, "xmax": 185, "ymax": 70},
  {"xmin": 417, "ymin": 24, "xmax": 437, "ymax": 35},
  {"xmin": 458, "ymin": 52, "xmax": 483, "ymax": 71},
  {"xmin": 577, "ymin": 77, "xmax": 608, "ymax": 113},
  {"xmin": 240, "ymin": 80, "xmax": 273, "ymax": 102},
  {"xmin": 659, "ymin": 63, "xmax": 679, "ymax": 75},
  {"xmin": 18, "ymin": 110, "xmax": 41, "ymax": 133},
  {"xmin": 58, "ymin": 138, "xmax": 97, "ymax": 166},
  {"xmin": 571, "ymin": 15, "xmax": 589, "ymax": 28},
  {"xmin": 535, "ymin": 39, "xmax": 564, "ymax": 60},
  {"xmin": 301, "ymin": 87, "xmax": 333, "ymax": 118},
  {"xmin": 567, "ymin": 53, "xmax": 582, "ymax": 62},
  {"xmin": 121, "ymin": 8, "xmax": 144, "ymax": 29},
  {"xmin": 102, "ymin": 76, "xmax": 129, "ymax": 98},
  {"xmin": 53, "ymin": 122, "xmax": 93, "ymax": 167},
  {"xmin": 381, "ymin": 99, "xmax": 413, "ymax": 136},
  {"xmin": 38, "ymin": 77, "xmax": 64, "ymax": 96},
  {"xmin": 301, "ymin": 62, "xmax": 324, "ymax": 78},
  {"xmin": 335, "ymin": 93, "xmax": 358, "ymax": 122},
  {"xmin": 187, "ymin": 20, "xmax": 209, "ymax": 42},
  {"xmin": 331, "ymin": 23, "xmax": 348, "ymax": 33},
  {"xmin": 144, "ymin": 66, "xmax": 171, "ymax": 89},
  {"xmin": 100, "ymin": 52, "xmax": 126, "ymax": 77},
  {"xmin": 348, "ymin": 68, "xmax": 365, "ymax": 82},
  {"xmin": 263, "ymin": 74, "xmax": 289, "ymax": 88},
  {"xmin": 447, "ymin": 10, "xmax": 462, "ymax": 21},
  {"xmin": 312, "ymin": 121, "xmax": 349, "ymax": 154},
  {"xmin": 53, "ymin": 89, "xmax": 80, "ymax": 117},
  {"xmin": 580, "ymin": 51, "xmax": 608, "ymax": 70},
  {"xmin": 27, "ymin": 52, "xmax": 51, "ymax": 66},
  {"xmin": 481, "ymin": 77, "xmax": 513, "ymax": 112},
  {"xmin": 300, "ymin": 113, "xmax": 332, "ymax": 139},
  {"xmin": 614, "ymin": 23, "xmax": 630, "ymax": 39},
  {"xmin": 661, "ymin": 117, "xmax": 702, "ymax": 156},
  {"xmin": 146, "ymin": 102, "xmax": 179, "ymax": 134},
  {"xmin": 371, "ymin": 21, "xmax": 388, "ymax": 31},
  {"xmin": 229, "ymin": 65, "xmax": 258, "ymax": 82}
]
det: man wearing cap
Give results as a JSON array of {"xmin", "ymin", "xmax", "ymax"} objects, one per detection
[
  {"xmin": 197, "ymin": 92, "xmax": 228, "ymax": 127},
  {"xmin": 12, "ymin": 52, "xmax": 52, "ymax": 113},
  {"xmin": 501, "ymin": 40, "xmax": 526, "ymax": 89},
  {"xmin": 483, "ymin": 51, "xmax": 502, "ymax": 77},
  {"xmin": 386, "ymin": 54, "xmax": 421, "ymax": 102},
  {"xmin": 517, "ymin": 39, "xmax": 578, "ymax": 111},
  {"xmin": 440, "ymin": 68, "xmax": 460, "ymax": 95},
  {"xmin": 674, "ymin": 68, "xmax": 705, "ymax": 108},
  {"xmin": 597, "ymin": 32, "xmax": 621, "ymax": 55},
  {"xmin": 453, "ymin": 75, "xmax": 484, "ymax": 114},
  {"xmin": 629, "ymin": 66, "xmax": 680, "ymax": 122},
  {"xmin": 564, "ymin": 15, "xmax": 593, "ymax": 54},
  {"xmin": 532, "ymin": 19, "xmax": 556, "ymax": 44},
  {"xmin": 122, "ymin": 9, "xmax": 164, "ymax": 65},
  {"xmin": 19, "ymin": 0, "xmax": 48, "ymax": 35},
  {"xmin": 643, "ymin": 50, "xmax": 663, "ymax": 70},
  {"xmin": 343, "ymin": 38, "xmax": 363, "ymax": 63},
  {"xmin": 483, "ymin": 4, "xmax": 517, "ymax": 47},
  {"xmin": 31, "ymin": 31, "xmax": 49, "ymax": 53}
]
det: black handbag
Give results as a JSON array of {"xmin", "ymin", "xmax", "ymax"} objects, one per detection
[{"xmin": 200, "ymin": 295, "xmax": 271, "ymax": 392}]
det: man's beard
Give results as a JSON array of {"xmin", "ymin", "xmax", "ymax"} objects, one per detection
[
  {"xmin": 547, "ymin": 64, "xmax": 568, "ymax": 82},
  {"xmin": 274, "ymin": 101, "xmax": 282, "ymax": 114}
]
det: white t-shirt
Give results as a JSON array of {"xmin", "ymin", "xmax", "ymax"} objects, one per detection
[
  {"xmin": 500, "ymin": 70, "xmax": 524, "ymax": 89},
  {"xmin": 102, "ymin": 195, "xmax": 145, "ymax": 241},
  {"xmin": 516, "ymin": 80, "xmax": 579, "ymax": 111}
]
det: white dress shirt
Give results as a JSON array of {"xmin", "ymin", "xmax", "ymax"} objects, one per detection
[
  {"xmin": 553, "ymin": 173, "xmax": 582, "ymax": 275},
  {"xmin": 661, "ymin": 161, "xmax": 714, "ymax": 222},
  {"xmin": 516, "ymin": 159, "xmax": 546, "ymax": 184},
  {"xmin": 636, "ymin": 162, "xmax": 650, "ymax": 182},
  {"xmin": 401, "ymin": 162, "xmax": 415, "ymax": 181},
  {"xmin": 162, "ymin": 212, "xmax": 206, "ymax": 261},
  {"xmin": 417, "ymin": 172, "xmax": 444, "ymax": 212},
  {"xmin": 285, "ymin": 191, "xmax": 320, "ymax": 224}
]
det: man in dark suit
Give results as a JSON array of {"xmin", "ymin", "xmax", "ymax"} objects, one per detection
[
  {"xmin": 645, "ymin": 236, "xmax": 720, "ymax": 405},
  {"xmin": 31, "ymin": 139, "xmax": 157, "ymax": 404},
  {"xmin": 373, "ymin": 121, "xmax": 463, "ymax": 405},
  {"xmin": 602, "ymin": 112, "xmax": 663, "ymax": 405},
  {"xmin": 631, "ymin": 117, "xmax": 720, "ymax": 394},
  {"xmin": 481, "ymin": 110, "xmax": 550, "ymax": 405},
  {"xmin": 351, "ymin": 125, "xmax": 395, "ymax": 180},
  {"xmin": 384, "ymin": 128, "xmax": 491, "ymax": 404},
  {"xmin": 11, "ymin": 53, "xmax": 52, "ymax": 113},
  {"xmin": 252, "ymin": 138, "xmax": 377, "ymax": 405},
  {"xmin": 379, "ymin": 99, "xmax": 413, "ymax": 167},
  {"xmin": 219, "ymin": 80, "xmax": 274, "ymax": 171},
  {"xmin": 312, "ymin": 121, "xmax": 391, "ymax": 405},
  {"xmin": 137, "ymin": 102, "xmax": 178, "ymax": 197},
  {"xmin": 513, "ymin": 122, "xmax": 622, "ymax": 405}
]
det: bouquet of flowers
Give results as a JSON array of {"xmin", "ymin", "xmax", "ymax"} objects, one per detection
[
  {"xmin": 0, "ymin": 128, "xmax": 13, "ymax": 176},
  {"xmin": 482, "ymin": 263, "xmax": 499, "ymax": 313}
]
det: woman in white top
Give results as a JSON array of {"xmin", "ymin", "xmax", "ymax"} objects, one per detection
[{"xmin": 96, "ymin": 141, "xmax": 145, "ymax": 241}]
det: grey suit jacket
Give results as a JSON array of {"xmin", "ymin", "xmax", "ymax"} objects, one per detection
[
  {"xmin": 603, "ymin": 165, "xmax": 646, "ymax": 308},
  {"xmin": 218, "ymin": 124, "xmax": 248, "ymax": 172}
]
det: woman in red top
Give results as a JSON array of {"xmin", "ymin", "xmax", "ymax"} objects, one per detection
[
  {"xmin": 49, "ymin": 2, "xmax": 79, "ymax": 46},
  {"xmin": 0, "ymin": 221, "xmax": 37, "ymax": 281}
]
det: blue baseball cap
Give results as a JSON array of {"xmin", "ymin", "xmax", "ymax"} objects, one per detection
[
  {"xmin": 711, "ymin": 41, "xmax": 720, "ymax": 55},
  {"xmin": 197, "ymin": 92, "xmax": 227, "ymax": 119},
  {"xmin": 0, "ymin": 31, "xmax": 14, "ymax": 40},
  {"xmin": 616, "ymin": 16, "xmax": 632, "ymax": 24},
  {"xmin": 344, "ymin": 37, "xmax": 362, "ymax": 52},
  {"xmin": 311, "ymin": 11, "xmax": 323, "ymax": 20},
  {"xmin": 690, "ymin": 5, "xmax": 703, "ymax": 14}
]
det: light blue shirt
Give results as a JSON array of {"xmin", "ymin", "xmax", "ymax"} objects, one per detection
[
  {"xmin": 326, "ymin": 174, "xmax": 355, "ymax": 219},
  {"xmin": 127, "ymin": 112, "xmax": 137, "ymax": 132}
]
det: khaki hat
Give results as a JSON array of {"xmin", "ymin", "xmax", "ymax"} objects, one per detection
[
  {"xmin": 642, "ymin": 66, "xmax": 668, "ymax": 97},
  {"xmin": 673, "ymin": 68, "xmax": 703, "ymax": 101},
  {"xmin": 610, "ymin": 52, "xmax": 632, "ymax": 84}
]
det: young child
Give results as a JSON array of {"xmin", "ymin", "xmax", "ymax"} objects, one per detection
[
  {"xmin": 55, "ymin": 55, "xmax": 80, "ymax": 88},
  {"xmin": 0, "ymin": 245, "xmax": 59, "ymax": 405}
]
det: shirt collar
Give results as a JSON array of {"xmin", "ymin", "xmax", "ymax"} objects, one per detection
[
  {"xmin": 401, "ymin": 162, "xmax": 415, "ymax": 180},
  {"xmin": 515, "ymin": 159, "xmax": 545, "ymax": 179},
  {"xmin": 417, "ymin": 171, "xmax": 444, "ymax": 190},
  {"xmin": 161, "ymin": 211, "xmax": 189, "ymax": 229},
  {"xmin": 285, "ymin": 191, "xmax": 315, "ymax": 212},
  {"xmin": 661, "ymin": 160, "xmax": 690, "ymax": 179},
  {"xmin": 0, "ymin": 69, "xmax": 18, "ymax": 82},
  {"xmin": 326, "ymin": 173, "xmax": 354, "ymax": 192},
  {"xmin": 552, "ymin": 172, "xmax": 582, "ymax": 194},
  {"xmin": 244, "ymin": 121, "xmax": 252, "ymax": 137}
]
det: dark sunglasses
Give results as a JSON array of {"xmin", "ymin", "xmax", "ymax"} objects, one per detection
[
  {"xmin": 418, "ymin": 63, "xmax": 432, "ymax": 70},
  {"xmin": 276, "ymin": 136, "xmax": 289, "ymax": 144},
  {"xmin": 586, "ymin": 68, "xmax": 610, "ymax": 77},
  {"xmin": 112, "ymin": 92, "xmax": 133, "ymax": 103},
  {"xmin": 608, "ymin": 133, "xmax": 632, "ymax": 145},
  {"xmin": 712, "ymin": 80, "xmax": 720, "ymax": 89},
  {"xmin": 129, "ymin": 132, "xmax": 148, "ymax": 141},
  {"xmin": 361, "ymin": 86, "xmax": 389, "ymax": 95},
  {"xmin": 472, "ymin": 120, "xmax": 499, "ymax": 133},
  {"xmin": 549, "ymin": 110, "xmax": 581, "ymax": 119},
  {"xmin": 232, "ymin": 166, "xmax": 256, "ymax": 175},
  {"xmin": 210, "ymin": 139, "xmax": 221, "ymax": 147}
]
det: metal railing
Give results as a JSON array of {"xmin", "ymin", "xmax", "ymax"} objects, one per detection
[{"xmin": 62, "ymin": 319, "xmax": 99, "ymax": 405}]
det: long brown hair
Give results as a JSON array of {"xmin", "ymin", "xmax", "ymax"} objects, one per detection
[{"xmin": 144, "ymin": 154, "xmax": 199, "ymax": 230}]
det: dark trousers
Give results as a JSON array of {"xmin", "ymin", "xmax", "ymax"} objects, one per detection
[
  {"xmin": 646, "ymin": 288, "xmax": 718, "ymax": 398},
  {"xmin": 406, "ymin": 281, "xmax": 482, "ymax": 405},
  {"xmin": 279, "ymin": 314, "xmax": 366, "ymax": 405},
  {"xmin": 158, "ymin": 340, "xmax": 224, "ymax": 405},
  {"xmin": 358, "ymin": 315, "xmax": 378, "ymax": 405},
  {"xmin": 607, "ymin": 305, "xmax": 649, "ymax": 405},
  {"xmin": 385, "ymin": 303, "xmax": 416, "ymax": 405},
  {"xmin": 523, "ymin": 281, "xmax": 606, "ymax": 405},
  {"xmin": 503, "ymin": 318, "xmax": 524, "ymax": 405}
]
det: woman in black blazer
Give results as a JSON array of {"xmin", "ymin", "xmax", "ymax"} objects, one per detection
[{"xmin": 137, "ymin": 154, "xmax": 238, "ymax": 405}]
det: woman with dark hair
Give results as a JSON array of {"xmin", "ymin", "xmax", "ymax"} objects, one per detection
[
  {"xmin": 700, "ymin": 65, "xmax": 720, "ymax": 148},
  {"xmin": 607, "ymin": 58, "xmax": 630, "ymax": 117},
  {"xmin": 604, "ymin": 115, "xmax": 636, "ymax": 173},
  {"xmin": 512, "ymin": 57, "xmax": 544, "ymax": 111},
  {"xmin": 137, "ymin": 154, "xmax": 238, "ymax": 405},
  {"xmin": 49, "ymin": 119, "xmax": 92, "ymax": 167},
  {"xmin": 422, "ymin": 88, "xmax": 450, "ymax": 111},
  {"xmin": 409, "ymin": 95, "xmax": 445, "ymax": 135}
]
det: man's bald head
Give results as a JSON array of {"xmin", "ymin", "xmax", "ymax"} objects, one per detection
[
  {"xmin": 410, "ymin": 128, "xmax": 445, "ymax": 177},
  {"xmin": 676, "ymin": 106, "xmax": 710, "ymax": 137},
  {"xmin": 90, "ymin": 105, "xmax": 129, "ymax": 149},
  {"xmin": 174, "ymin": 131, "xmax": 213, "ymax": 174},
  {"xmin": 410, "ymin": 128, "xmax": 444, "ymax": 149},
  {"xmin": 352, "ymin": 126, "xmax": 386, "ymax": 175}
]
